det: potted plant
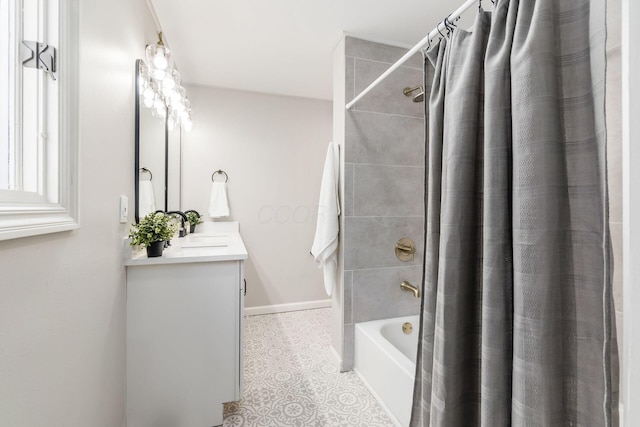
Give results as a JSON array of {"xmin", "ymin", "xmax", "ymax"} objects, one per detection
[
  {"xmin": 185, "ymin": 210, "xmax": 202, "ymax": 234},
  {"xmin": 129, "ymin": 212, "xmax": 179, "ymax": 257}
]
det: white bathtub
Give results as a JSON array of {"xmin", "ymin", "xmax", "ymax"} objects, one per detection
[{"xmin": 354, "ymin": 315, "xmax": 419, "ymax": 427}]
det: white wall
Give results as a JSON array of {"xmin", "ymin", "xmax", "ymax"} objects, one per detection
[
  {"xmin": 0, "ymin": 0, "xmax": 157, "ymax": 425},
  {"xmin": 331, "ymin": 36, "xmax": 346, "ymax": 362},
  {"xmin": 181, "ymin": 85, "xmax": 332, "ymax": 309}
]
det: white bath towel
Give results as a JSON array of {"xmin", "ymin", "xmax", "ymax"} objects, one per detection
[
  {"xmin": 209, "ymin": 182, "xmax": 230, "ymax": 218},
  {"xmin": 139, "ymin": 180, "xmax": 156, "ymax": 218},
  {"xmin": 311, "ymin": 141, "xmax": 341, "ymax": 296}
]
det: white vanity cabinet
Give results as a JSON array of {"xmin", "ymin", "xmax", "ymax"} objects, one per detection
[{"xmin": 124, "ymin": 223, "xmax": 247, "ymax": 427}]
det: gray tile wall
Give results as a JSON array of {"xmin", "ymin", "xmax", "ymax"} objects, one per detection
[
  {"xmin": 607, "ymin": 0, "xmax": 624, "ymax": 405},
  {"xmin": 341, "ymin": 36, "xmax": 428, "ymax": 370}
]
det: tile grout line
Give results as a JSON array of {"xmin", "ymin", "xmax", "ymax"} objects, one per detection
[
  {"xmin": 346, "ymin": 265, "xmax": 423, "ymax": 272},
  {"xmin": 352, "ymin": 56, "xmax": 356, "ymax": 101},
  {"xmin": 346, "ymin": 54, "xmax": 423, "ymax": 71},
  {"xmin": 349, "ymin": 108, "xmax": 424, "ymax": 120},
  {"xmin": 352, "ymin": 163, "xmax": 355, "ymax": 217},
  {"xmin": 348, "ymin": 109, "xmax": 425, "ymax": 120},
  {"xmin": 346, "ymin": 162, "xmax": 425, "ymax": 169}
]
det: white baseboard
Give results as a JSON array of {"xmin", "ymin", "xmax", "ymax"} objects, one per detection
[{"xmin": 244, "ymin": 299, "xmax": 331, "ymax": 316}]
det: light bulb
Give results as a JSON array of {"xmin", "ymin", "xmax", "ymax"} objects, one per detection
[
  {"xmin": 143, "ymin": 96, "xmax": 154, "ymax": 108},
  {"xmin": 161, "ymin": 80, "xmax": 176, "ymax": 97},
  {"xmin": 146, "ymin": 44, "xmax": 171, "ymax": 71},
  {"xmin": 143, "ymin": 86, "xmax": 155, "ymax": 100},
  {"xmin": 153, "ymin": 98, "xmax": 165, "ymax": 116},
  {"xmin": 155, "ymin": 105, "xmax": 166, "ymax": 117},
  {"xmin": 162, "ymin": 74, "xmax": 175, "ymax": 91},
  {"xmin": 183, "ymin": 119, "xmax": 193, "ymax": 132},
  {"xmin": 150, "ymin": 68, "xmax": 166, "ymax": 81},
  {"xmin": 153, "ymin": 54, "xmax": 167, "ymax": 70},
  {"xmin": 170, "ymin": 87, "xmax": 185, "ymax": 104}
]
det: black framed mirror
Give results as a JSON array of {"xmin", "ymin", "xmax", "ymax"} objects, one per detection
[{"xmin": 134, "ymin": 58, "xmax": 175, "ymax": 223}]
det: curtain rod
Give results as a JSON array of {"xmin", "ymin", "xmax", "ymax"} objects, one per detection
[{"xmin": 345, "ymin": 0, "xmax": 478, "ymax": 110}]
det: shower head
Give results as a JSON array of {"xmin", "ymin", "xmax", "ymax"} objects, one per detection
[{"xmin": 403, "ymin": 85, "xmax": 425, "ymax": 103}]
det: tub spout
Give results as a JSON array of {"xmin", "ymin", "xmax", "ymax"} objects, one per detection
[{"xmin": 400, "ymin": 281, "xmax": 420, "ymax": 298}]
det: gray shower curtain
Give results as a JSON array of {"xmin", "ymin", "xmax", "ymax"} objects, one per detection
[{"xmin": 410, "ymin": 0, "xmax": 618, "ymax": 426}]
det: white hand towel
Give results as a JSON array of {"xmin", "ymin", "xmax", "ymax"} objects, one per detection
[
  {"xmin": 209, "ymin": 182, "xmax": 230, "ymax": 218},
  {"xmin": 139, "ymin": 180, "xmax": 156, "ymax": 218},
  {"xmin": 311, "ymin": 142, "xmax": 341, "ymax": 296}
]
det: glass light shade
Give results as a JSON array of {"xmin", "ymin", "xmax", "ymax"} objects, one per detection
[
  {"xmin": 161, "ymin": 81, "xmax": 176, "ymax": 98},
  {"xmin": 143, "ymin": 86, "xmax": 155, "ymax": 100},
  {"xmin": 172, "ymin": 85, "xmax": 186, "ymax": 100},
  {"xmin": 138, "ymin": 75, "xmax": 147, "ymax": 91},
  {"xmin": 183, "ymin": 118, "xmax": 193, "ymax": 132},
  {"xmin": 167, "ymin": 115, "xmax": 176, "ymax": 131},
  {"xmin": 153, "ymin": 106, "xmax": 166, "ymax": 118},
  {"xmin": 153, "ymin": 98, "xmax": 166, "ymax": 117},
  {"xmin": 150, "ymin": 68, "xmax": 166, "ymax": 81},
  {"xmin": 145, "ymin": 44, "xmax": 171, "ymax": 71},
  {"xmin": 138, "ymin": 63, "xmax": 149, "ymax": 91},
  {"xmin": 170, "ymin": 69, "xmax": 181, "ymax": 87},
  {"xmin": 143, "ymin": 96, "xmax": 154, "ymax": 109},
  {"xmin": 174, "ymin": 100, "xmax": 186, "ymax": 112},
  {"xmin": 162, "ymin": 75, "xmax": 175, "ymax": 91}
]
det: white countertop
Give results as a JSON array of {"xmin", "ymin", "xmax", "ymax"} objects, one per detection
[{"xmin": 124, "ymin": 221, "xmax": 248, "ymax": 266}]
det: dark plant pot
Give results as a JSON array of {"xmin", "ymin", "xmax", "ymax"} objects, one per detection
[
  {"xmin": 146, "ymin": 240, "xmax": 165, "ymax": 257},
  {"xmin": 190, "ymin": 224, "xmax": 196, "ymax": 234}
]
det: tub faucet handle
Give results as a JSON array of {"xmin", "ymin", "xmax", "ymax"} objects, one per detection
[
  {"xmin": 395, "ymin": 237, "xmax": 416, "ymax": 261},
  {"xmin": 400, "ymin": 281, "xmax": 420, "ymax": 298}
]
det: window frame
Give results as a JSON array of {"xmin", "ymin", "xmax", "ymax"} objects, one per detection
[{"xmin": 0, "ymin": 0, "xmax": 79, "ymax": 241}]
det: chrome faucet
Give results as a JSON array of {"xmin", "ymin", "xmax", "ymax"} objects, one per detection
[
  {"xmin": 166, "ymin": 210, "xmax": 189, "ymax": 237},
  {"xmin": 400, "ymin": 281, "xmax": 420, "ymax": 298}
]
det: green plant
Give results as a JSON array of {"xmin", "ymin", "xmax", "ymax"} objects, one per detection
[
  {"xmin": 186, "ymin": 211, "xmax": 203, "ymax": 226},
  {"xmin": 129, "ymin": 212, "xmax": 179, "ymax": 247}
]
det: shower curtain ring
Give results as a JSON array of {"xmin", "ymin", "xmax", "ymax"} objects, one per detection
[
  {"xmin": 437, "ymin": 22, "xmax": 445, "ymax": 40},
  {"xmin": 444, "ymin": 17, "xmax": 456, "ymax": 36}
]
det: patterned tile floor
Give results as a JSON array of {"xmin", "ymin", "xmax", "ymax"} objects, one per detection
[{"xmin": 222, "ymin": 308, "xmax": 396, "ymax": 427}]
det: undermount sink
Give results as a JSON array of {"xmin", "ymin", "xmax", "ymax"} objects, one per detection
[{"xmin": 180, "ymin": 234, "xmax": 229, "ymax": 248}]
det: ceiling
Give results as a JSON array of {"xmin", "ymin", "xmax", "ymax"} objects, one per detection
[{"xmin": 149, "ymin": 0, "xmax": 474, "ymax": 101}]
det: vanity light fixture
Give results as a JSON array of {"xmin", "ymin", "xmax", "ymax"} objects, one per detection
[
  {"xmin": 139, "ymin": 33, "xmax": 193, "ymax": 130},
  {"xmin": 145, "ymin": 32, "xmax": 171, "ymax": 80}
]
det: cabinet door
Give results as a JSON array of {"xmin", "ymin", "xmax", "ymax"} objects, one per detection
[{"xmin": 127, "ymin": 261, "xmax": 240, "ymax": 427}]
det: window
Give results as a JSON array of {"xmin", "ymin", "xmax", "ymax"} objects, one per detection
[{"xmin": 0, "ymin": 0, "xmax": 78, "ymax": 240}]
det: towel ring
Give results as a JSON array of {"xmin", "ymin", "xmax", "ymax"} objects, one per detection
[
  {"xmin": 211, "ymin": 169, "xmax": 229, "ymax": 183},
  {"xmin": 140, "ymin": 167, "xmax": 153, "ymax": 181}
]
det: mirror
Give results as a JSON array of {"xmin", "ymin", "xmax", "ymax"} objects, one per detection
[
  {"xmin": 166, "ymin": 125, "xmax": 181, "ymax": 211},
  {"xmin": 135, "ymin": 59, "xmax": 182, "ymax": 222}
]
